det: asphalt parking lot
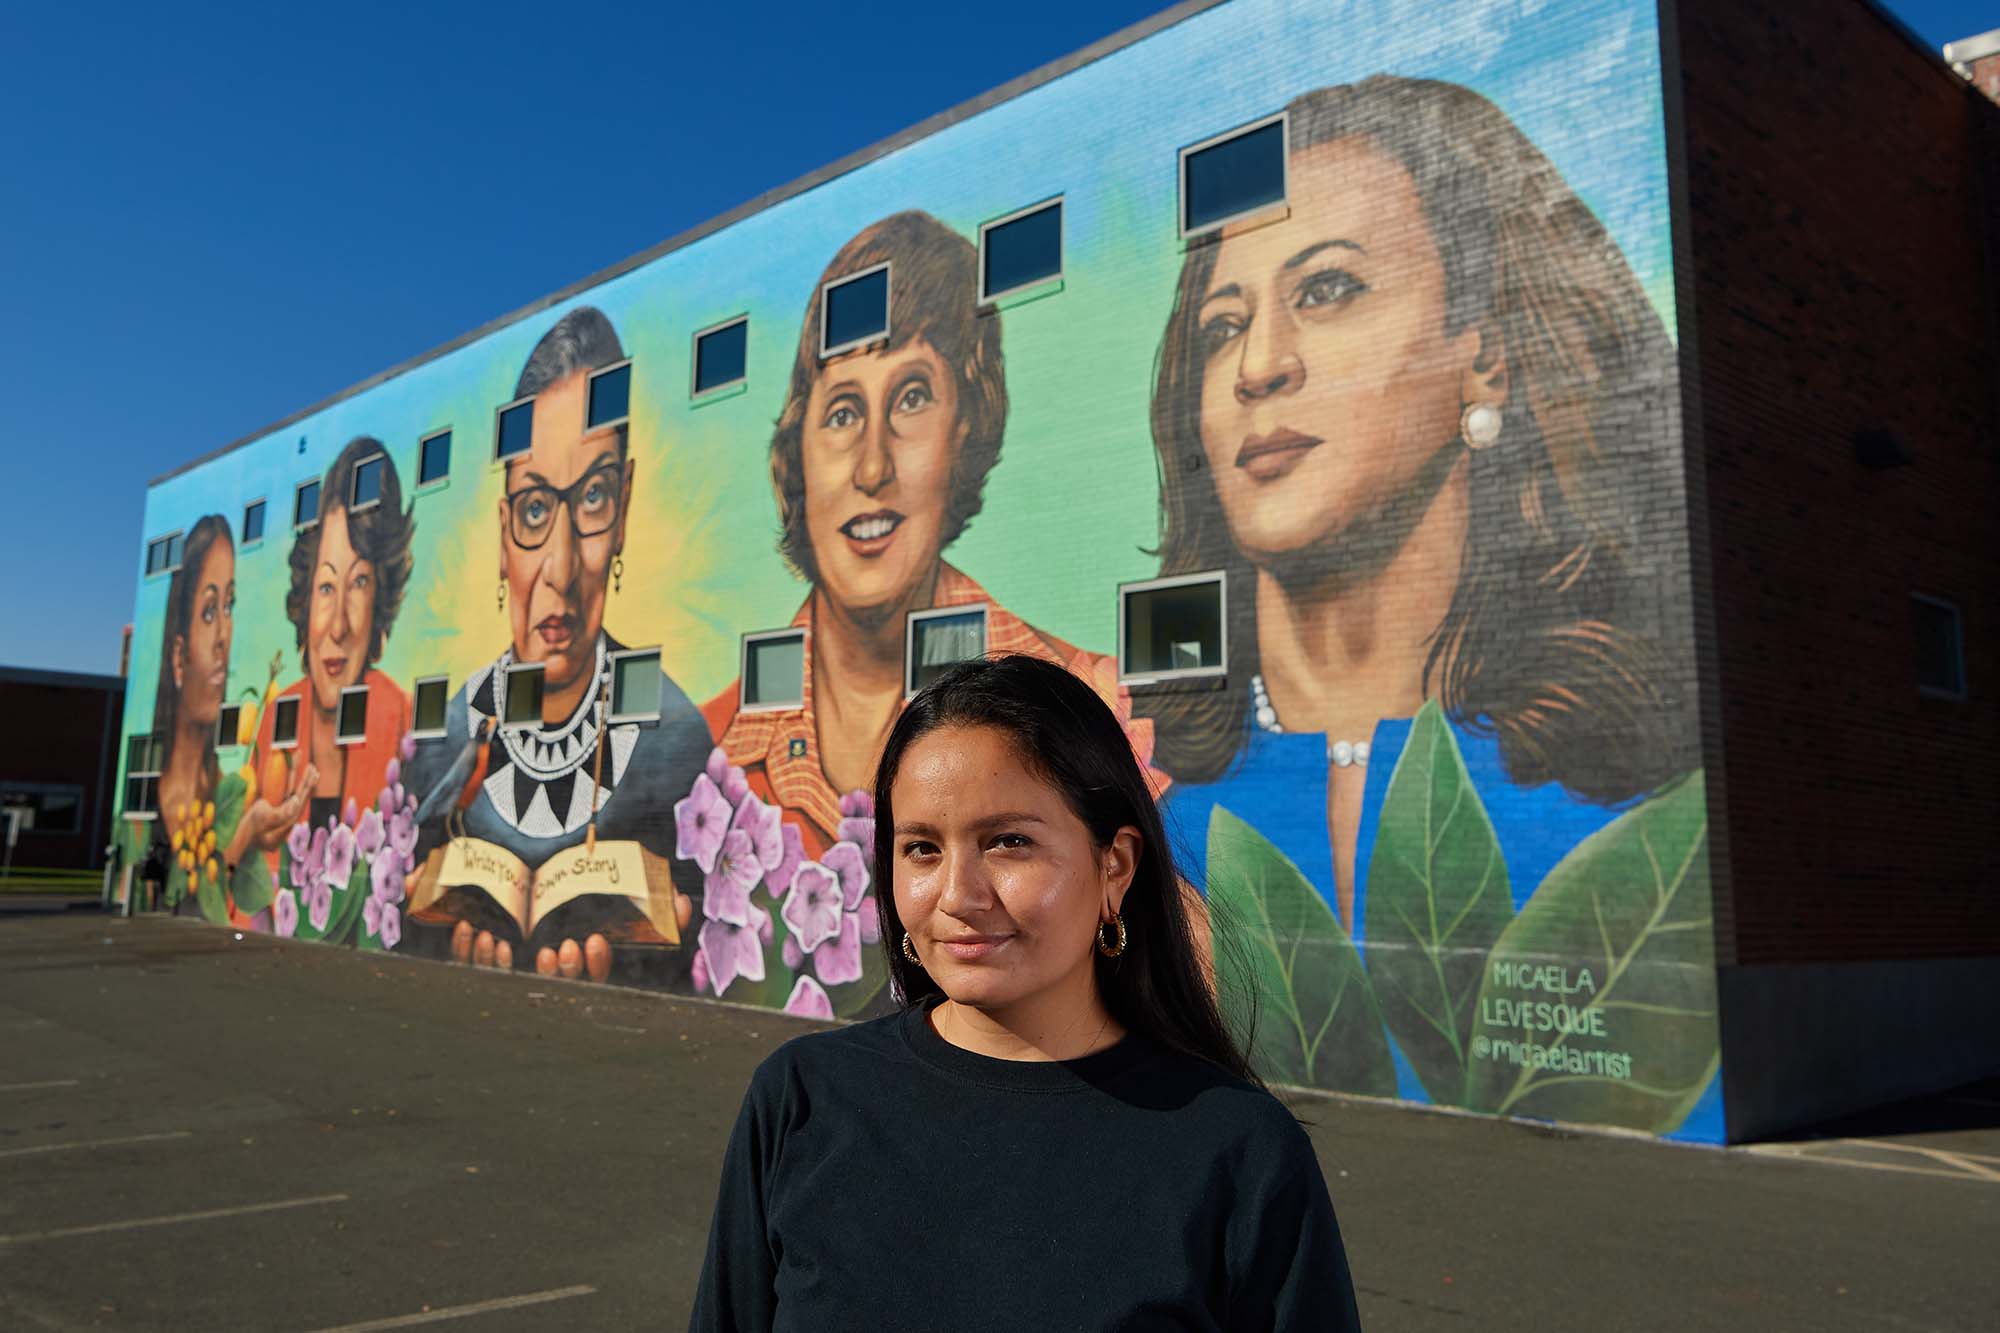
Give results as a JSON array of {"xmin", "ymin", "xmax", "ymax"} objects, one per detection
[{"xmin": 3, "ymin": 909, "xmax": 1995, "ymax": 1331}]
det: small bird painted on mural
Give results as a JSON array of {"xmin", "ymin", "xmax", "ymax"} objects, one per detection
[{"xmin": 414, "ymin": 716, "xmax": 494, "ymax": 842}]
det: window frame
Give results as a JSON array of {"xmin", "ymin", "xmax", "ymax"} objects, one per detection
[
  {"xmin": 215, "ymin": 703, "xmax": 243, "ymax": 750},
  {"xmin": 417, "ymin": 428, "xmax": 453, "ymax": 489},
  {"xmin": 335, "ymin": 684, "xmax": 370, "ymax": 746},
  {"xmin": 1, "ymin": 782, "xmax": 85, "ymax": 836},
  {"xmin": 1178, "ymin": 110, "xmax": 1290, "ymax": 241},
  {"xmin": 586, "ymin": 357, "xmax": 634, "ymax": 430},
  {"xmin": 270, "ymin": 695, "xmax": 302, "ymax": 751},
  {"xmin": 606, "ymin": 646, "xmax": 664, "ymax": 725},
  {"xmin": 819, "ymin": 261, "xmax": 893, "ymax": 360},
  {"xmin": 410, "ymin": 673, "xmax": 451, "ymax": 740},
  {"xmin": 978, "ymin": 196, "xmax": 1065, "ymax": 304},
  {"xmin": 501, "ymin": 661, "xmax": 547, "ymax": 731},
  {"xmin": 144, "ymin": 531, "xmax": 184, "ymax": 578},
  {"xmin": 123, "ymin": 734, "xmax": 164, "ymax": 819},
  {"xmin": 293, "ymin": 478, "xmax": 322, "ymax": 531},
  {"xmin": 1912, "ymin": 592, "xmax": 1968, "ymax": 701},
  {"xmin": 738, "ymin": 627, "xmax": 808, "ymax": 715},
  {"xmin": 348, "ymin": 449, "xmax": 388, "ymax": 514},
  {"xmin": 1117, "ymin": 569, "xmax": 1230, "ymax": 686},
  {"xmin": 241, "ymin": 498, "xmax": 267, "ymax": 547},
  {"xmin": 494, "ymin": 393, "xmax": 536, "ymax": 464},
  {"xmin": 691, "ymin": 315, "xmax": 751, "ymax": 399},
  {"xmin": 904, "ymin": 602, "xmax": 991, "ymax": 700}
]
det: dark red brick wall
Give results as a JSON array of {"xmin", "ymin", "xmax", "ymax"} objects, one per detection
[
  {"xmin": 2, "ymin": 674, "xmax": 124, "ymax": 870},
  {"xmin": 1676, "ymin": 0, "xmax": 2000, "ymax": 965}
]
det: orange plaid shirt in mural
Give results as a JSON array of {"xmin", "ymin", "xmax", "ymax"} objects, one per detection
[{"xmin": 700, "ymin": 564, "xmax": 1166, "ymax": 856}]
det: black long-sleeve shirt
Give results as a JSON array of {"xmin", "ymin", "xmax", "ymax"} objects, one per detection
[{"xmin": 689, "ymin": 997, "xmax": 1362, "ymax": 1331}]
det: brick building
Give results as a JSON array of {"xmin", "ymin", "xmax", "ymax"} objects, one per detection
[
  {"xmin": 1, "ymin": 666, "xmax": 124, "ymax": 873},
  {"xmin": 110, "ymin": 0, "xmax": 1993, "ymax": 1143}
]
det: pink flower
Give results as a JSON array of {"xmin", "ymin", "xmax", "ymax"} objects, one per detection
[
  {"xmin": 389, "ymin": 808, "xmax": 417, "ymax": 863},
  {"xmin": 729, "ymin": 790, "xmax": 783, "ymax": 872},
  {"xmin": 378, "ymin": 903, "xmax": 401, "ymax": 950},
  {"xmin": 697, "ymin": 904, "xmax": 769, "ymax": 996},
  {"xmin": 370, "ymin": 851, "xmax": 405, "ymax": 904},
  {"xmin": 784, "ymin": 975, "xmax": 835, "ymax": 1020},
  {"xmin": 364, "ymin": 896, "xmax": 383, "ymax": 937},
  {"xmin": 702, "ymin": 828, "xmax": 760, "ymax": 927},
  {"xmin": 856, "ymin": 895, "xmax": 881, "ymax": 945},
  {"xmin": 675, "ymin": 773, "xmax": 730, "ymax": 874},
  {"xmin": 766, "ymin": 823, "xmax": 806, "ymax": 897},
  {"xmin": 384, "ymin": 757, "xmax": 402, "ymax": 790},
  {"xmin": 323, "ymin": 823, "xmax": 357, "ymax": 891},
  {"xmin": 286, "ymin": 822, "xmax": 313, "ymax": 864},
  {"xmin": 812, "ymin": 913, "xmax": 863, "ymax": 986},
  {"xmin": 838, "ymin": 790, "xmax": 873, "ymax": 819},
  {"xmin": 356, "ymin": 808, "xmax": 385, "ymax": 857},
  {"xmin": 781, "ymin": 862, "xmax": 844, "ymax": 953},
  {"xmin": 821, "ymin": 841, "xmax": 870, "ymax": 911},
  {"xmin": 706, "ymin": 746, "xmax": 750, "ymax": 805},
  {"xmin": 782, "ymin": 934, "xmax": 803, "ymax": 970},
  {"xmin": 307, "ymin": 880, "xmax": 332, "ymax": 932},
  {"xmin": 343, "ymin": 797, "xmax": 360, "ymax": 828},
  {"xmin": 273, "ymin": 889, "xmax": 298, "ymax": 938},
  {"xmin": 691, "ymin": 949, "xmax": 710, "ymax": 994},
  {"xmin": 836, "ymin": 815, "xmax": 875, "ymax": 855}
]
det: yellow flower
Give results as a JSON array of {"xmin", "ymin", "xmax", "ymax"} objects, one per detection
[
  {"xmin": 200, "ymin": 829, "xmax": 215, "ymax": 858},
  {"xmin": 171, "ymin": 827, "xmax": 186, "ymax": 852},
  {"xmin": 203, "ymin": 801, "xmax": 215, "ymax": 827},
  {"xmin": 179, "ymin": 849, "xmax": 195, "ymax": 872},
  {"xmin": 205, "ymin": 857, "xmax": 220, "ymax": 885},
  {"xmin": 176, "ymin": 801, "xmax": 189, "ymax": 826}
]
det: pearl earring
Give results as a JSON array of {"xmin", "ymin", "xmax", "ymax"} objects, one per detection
[{"xmin": 1461, "ymin": 403, "xmax": 1503, "ymax": 450}]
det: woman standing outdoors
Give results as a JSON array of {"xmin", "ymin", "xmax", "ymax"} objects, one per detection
[
  {"xmin": 1149, "ymin": 76, "xmax": 1696, "ymax": 933},
  {"xmin": 689, "ymin": 655, "xmax": 1359, "ymax": 1329}
]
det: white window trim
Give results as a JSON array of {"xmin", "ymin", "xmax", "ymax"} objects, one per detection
[
  {"xmin": 501, "ymin": 661, "xmax": 546, "ymax": 731},
  {"xmin": 125, "ymin": 734, "xmax": 164, "ymax": 819},
  {"xmin": 820, "ymin": 261, "xmax": 892, "ymax": 359},
  {"xmin": 293, "ymin": 478, "xmax": 321, "ymax": 531},
  {"xmin": 607, "ymin": 646, "xmax": 663, "ymax": 724},
  {"xmin": 241, "ymin": 498, "xmax": 267, "ymax": 547},
  {"xmin": 691, "ymin": 315, "xmax": 750, "ymax": 398},
  {"xmin": 1912, "ymin": 592, "xmax": 1968, "ymax": 701},
  {"xmin": 1118, "ymin": 570, "xmax": 1230, "ymax": 686},
  {"xmin": 417, "ymin": 429, "xmax": 452, "ymax": 489},
  {"xmin": 270, "ymin": 696, "xmax": 303, "ymax": 751},
  {"xmin": 349, "ymin": 450, "xmax": 388, "ymax": 514},
  {"xmin": 587, "ymin": 358, "xmax": 633, "ymax": 430},
  {"xmin": 1178, "ymin": 111, "xmax": 1289, "ymax": 241},
  {"xmin": 978, "ymin": 196, "xmax": 1065, "ymax": 304},
  {"xmin": 494, "ymin": 394, "xmax": 535, "ymax": 463},
  {"xmin": 905, "ymin": 603, "xmax": 991, "ymax": 700},
  {"xmin": 146, "ymin": 530, "xmax": 184, "ymax": 577},
  {"xmin": 335, "ymin": 684, "xmax": 370, "ymax": 745},
  {"xmin": 739, "ymin": 627, "xmax": 808, "ymax": 714},
  {"xmin": 410, "ymin": 674, "xmax": 451, "ymax": 740}
]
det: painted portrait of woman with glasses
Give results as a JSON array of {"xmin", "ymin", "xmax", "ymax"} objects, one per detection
[{"xmin": 401, "ymin": 306, "xmax": 710, "ymax": 986}]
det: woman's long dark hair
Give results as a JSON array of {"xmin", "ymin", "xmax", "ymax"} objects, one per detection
[
  {"xmin": 152, "ymin": 513, "xmax": 233, "ymax": 791},
  {"xmin": 873, "ymin": 654, "xmax": 1261, "ymax": 1086},
  {"xmin": 1146, "ymin": 76, "xmax": 1696, "ymax": 804}
]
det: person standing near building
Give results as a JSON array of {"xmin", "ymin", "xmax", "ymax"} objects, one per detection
[{"xmin": 689, "ymin": 654, "xmax": 1360, "ymax": 1330}]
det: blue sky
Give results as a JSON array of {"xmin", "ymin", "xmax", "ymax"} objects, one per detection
[{"xmin": 1, "ymin": 0, "xmax": 1990, "ymax": 676}]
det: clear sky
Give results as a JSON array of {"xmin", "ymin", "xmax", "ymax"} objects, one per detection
[{"xmin": 1, "ymin": 0, "xmax": 1990, "ymax": 676}]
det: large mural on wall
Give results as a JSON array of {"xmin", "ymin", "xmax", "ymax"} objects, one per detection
[{"xmin": 114, "ymin": 0, "xmax": 1720, "ymax": 1141}]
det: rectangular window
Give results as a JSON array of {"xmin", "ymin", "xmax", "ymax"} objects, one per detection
[
  {"xmin": 124, "ymin": 734, "xmax": 163, "ymax": 816},
  {"xmin": 1120, "ymin": 572, "xmax": 1227, "ymax": 683},
  {"xmin": 740, "ymin": 629, "xmax": 806, "ymax": 712},
  {"xmin": 270, "ymin": 695, "xmax": 302, "ymax": 750},
  {"xmin": 412, "ymin": 675, "xmax": 450, "ymax": 739},
  {"xmin": 242, "ymin": 500, "xmax": 266, "ymax": 545},
  {"xmin": 145, "ymin": 532, "xmax": 183, "ymax": 576},
  {"xmin": 496, "ymin": 397, "xmax": 534, "ymax": 461},
  {"xmin": 336, "ymin": 685, "xmax": 369, "ymax": 744},
  {"xmin": 980, "ymin": 199, "xmax": 1063, "ymax": 301},
  {"xmin": 609, "ymin": 647, "xmax": 663, "ymax": 723},
  {"xmin": 503, "ymin": 662, "xmax": 545, "ymax": 729},
  {"xmin": 1913, "ymin": 594, "xmax": 1967, "ymax": 699},
  {"xmin": 216, "ymin": 703, "xmax": 243, "ymax": 749},
  {"xmin": 350, "ymin": 451, "xmax": 386, "ymax": 512},
  {"xmin": 587, "ymin": 360, "xmax": 632, "ymax": 429},
  {"xmin": 821, "ymin": 263, "xmax": 890, "ymax": 358},
  {"xmin": 906, "ymin": 605, "xmax": 989, "ymax": 697},
  {"xmin": 693, "ymin": 317, "xmax": 749, "ymax": 396},
  {"xmin": 1181, "ymin": 113, "xmax": 1287, "ymax": 238},
  {"xmin": 419, "ymin": 430, "xmax": 452, "ymax": 486},
  {"xmin": 294, "ymin": 479, "xmax": 321, "ymax": 529},
  {"xmin": 1, "ymin": 784, "xmax": 83, "ymax": 835}
]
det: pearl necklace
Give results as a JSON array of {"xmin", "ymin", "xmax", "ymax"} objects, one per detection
[{"xmin": 1250, "ymin": 673, "xmax": 1371, "ymax": 768}]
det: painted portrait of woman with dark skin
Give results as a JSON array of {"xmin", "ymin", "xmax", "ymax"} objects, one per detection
[
  {"xmin": 1149, "ymin": 76, "xmax": 1697, "ymax": 934},
  {"xmin": 152, "ymin": 515, "xmax": 239, "ymax": 857}
]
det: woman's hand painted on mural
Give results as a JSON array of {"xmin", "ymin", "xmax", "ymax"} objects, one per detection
[{"xmin": 225, "ymin": 758, "xmax": 320, "ymax": 867}]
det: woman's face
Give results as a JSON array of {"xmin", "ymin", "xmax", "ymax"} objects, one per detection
[
  {"xmin": 800, "ymin": 337, "xmax": 965, "ymax": 624},
  {"xmin": 498, "ymin": 369, "xmax": 630, "ymax": 699},
  {"xmin": 306, "ymin": 503, "xmax": 374, "ymax": 713},
  {"xmin": 891, "ymin": 724, "xmax": 1136, "ymax": 1015},
  {"xmin": 1194, "ymin": 137, "xmax": 1489, "ymax": 565},
  {"xmin": 177, "ymin": 539, "xmax": 235, "ymax": 729}
]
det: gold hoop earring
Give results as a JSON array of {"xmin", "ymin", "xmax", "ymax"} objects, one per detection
[
  {"xmin": 901, "ymin": 932, "xmax": 923, "ymax": 968},
  {"xmin": 613, "ymin": 555, "xmax": 623, "ymax": 595},
  {"xmin": 1096, "ymin": 913, "xmax": 1127, "ymax": 959},
  {"xmin": 496, "ymin": 579, "xmax": 506, "ymax": 612}
]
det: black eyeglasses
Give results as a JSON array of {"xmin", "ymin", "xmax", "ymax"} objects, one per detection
[{"xmin": 505, "ymin": 464, "xmax": 623, "ymax": 551}]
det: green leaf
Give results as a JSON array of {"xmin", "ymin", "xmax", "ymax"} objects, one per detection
[
  {"xmin": 194, "ymin": 874, "xmax": 228, "ymax": 924},
  {"xmin": 231, "ymin": 852, "xmax": 274, "ymax": 916},
  {"xmin": 1206, "ymin": 806, "xmax": 1395, "ymax": 1095},
  {"xmin": 1463, "ymin": 773, "xmax": 1719, "ymax": 1134},
  {"xmin": 213, "ymin": 772, "xmax": 248, "ymax": 853},
  {"xmin": 830, "ymin": 927, "xmax": 889, "ymax": 1019},
  {"xmin": 1362, "ymin": 699, "xmax": 1514, "ymax": 1105},
  {"xmin": 165, "ymin": 859, "xmax": 188, "ymax": 907}
]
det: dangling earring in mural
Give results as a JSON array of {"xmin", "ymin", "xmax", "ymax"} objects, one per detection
[
  {"xmin": 901, "ymin": 933, "xmax": 923, "ymax": 968},
  {"xmin": 1460, "ymin": 402, "xmax": 1503, "ymax": 450},
  {"xmin": 497, "ymin": 578, "xmax": 506, "ymax": 612},
  {"xmin": 613, "ymin": 555, "xmax": 623, "ymax": 595}
]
